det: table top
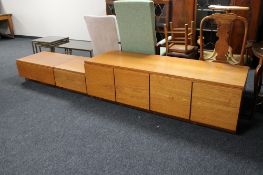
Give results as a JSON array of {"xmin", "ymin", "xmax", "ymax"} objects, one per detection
[
  {"xmin": 86, "ymin": 51, "xmax": 249, "ymax": 89},
  {"xmin": 32, "ymin": 36, "xmax": 69, "ymax": 44},
  {"xmin": 252, "ymin": 42, "xmax": 263, "ymax": 62},
  {"xmin": 16, "ymin": 51, "xmax": 80, "ymax": 67},
  {"xmin": 54, "ymin": 57, "xmax": 86, "ymax": 73},
  {"xmin": 208, "ymin": 5, "xmax": 250, "ymax": 11},
  {"xmin": 57, "ymin": 40, "xmax": 93, "ymax": 51}
]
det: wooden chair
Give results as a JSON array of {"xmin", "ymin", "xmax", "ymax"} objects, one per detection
[
  {"xmin": 199, "ymin": 13, "xmax": 248, "ymax": 65},
  {"xmin": 0, "ymin": 14, "xmax": 14, "ymax": 38},
  {"xmin": 164, "ymin": 21, "xmax": 197, "ymax": 58}
]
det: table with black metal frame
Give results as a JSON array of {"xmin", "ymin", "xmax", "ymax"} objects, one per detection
[
  {"xmin": 57, "ymin": 39, "xmax": 93, "ymax": 58},
  {"xmin": 32, "ymin": 36, "xmax": 69, "ymax": 54}
]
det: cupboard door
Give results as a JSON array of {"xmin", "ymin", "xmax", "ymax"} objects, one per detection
[
  {"xmin": 191, "ymin": 82, "xmax": 243, "ymax": 131},
  {"xmin": 150, "ymin": 74, "xmax": 192, "ymax": 119},
  {"xmin": 85, "ymin": 63, "xmax": 115, "ymax": 101},
  {"xmin": 114, "ymin": 68, "xmax": 149, "ymax": 109},
  {"xmin": 54, "ymin": 69, "xmax": 86, "ymax": 94}
]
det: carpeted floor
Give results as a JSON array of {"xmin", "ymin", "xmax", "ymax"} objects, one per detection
[{"xmin": 0, "ymin": 38, "xmax": 263, "ymax": 175}]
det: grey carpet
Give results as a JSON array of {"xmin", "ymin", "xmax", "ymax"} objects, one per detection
[{"xmin": 0, "ymin": 38, "xmax": 263, "ymax": 175}]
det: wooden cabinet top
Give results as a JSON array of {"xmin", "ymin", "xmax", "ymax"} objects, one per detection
[
  {"xmin": 17, "ymin": 52, "xmax": 77, "ymax": 67},
  {"xmin": 85, "ymin": 51, "xmax": 248, "ymax": 89}
]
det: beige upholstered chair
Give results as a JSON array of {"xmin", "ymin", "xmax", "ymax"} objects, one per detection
[{"xmin": 84, "ymin": 15, "xmax": 121, "ymax": 56}]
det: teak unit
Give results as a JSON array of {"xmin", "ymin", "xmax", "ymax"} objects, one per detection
[
  {"xmin": 16, "ymin": 52, "xmax": 75, "ymax": 85},
  {"xmin": 16, "ymin": 51, "xmax": 248, "ymax": 132},
  {"xmin": 84, "ymin": 51, "xmax": 248, "ymax": 132}
]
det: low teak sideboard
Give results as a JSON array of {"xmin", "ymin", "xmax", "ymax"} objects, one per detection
[{"xmin": 16, "ymin": 51, "xmax": 249, "ymax": 133}]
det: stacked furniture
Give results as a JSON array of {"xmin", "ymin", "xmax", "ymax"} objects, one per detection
[{"xmin": 16, "ymin": 51, "xmax": 248, "ymax": 133}]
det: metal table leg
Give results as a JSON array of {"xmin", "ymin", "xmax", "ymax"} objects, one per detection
[{"xmin": 32, "ymin": 41, "xmax": 35, "ymax": 54}]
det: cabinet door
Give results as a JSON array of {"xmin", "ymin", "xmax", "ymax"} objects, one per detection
[
  {"xmin": 16, "ymin": 61, "xmax": 55, "ymax": 85},
  {"xmin": 114, "ymin": 68, "xmax": 149, "ymax": 109},
  {"xmin": 191, "ymin": 82, "xmax": 243, "ymax": 131},
  {"xmin": 85, "ymin": 63, "xmax": 115, "ymax": 101},
  {"xmin": 150, "ymin": 74, "xmax": 192, "ymax": 119},
  {"xmin": 54, "ymin": 69, "xmax": 86, "ymax": 93}
]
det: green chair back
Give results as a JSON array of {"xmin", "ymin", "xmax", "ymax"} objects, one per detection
[{"xmin": 114, "ymin": 0, "xmax": 156, "ymax": 55}]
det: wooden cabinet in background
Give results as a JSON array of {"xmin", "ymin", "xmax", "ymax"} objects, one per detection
[
  {"xmin": 171, "ymin": 0, "xmax": 197, "ymax": 28},
  {"xmin": 230, "ymin": 0, "xmax": 262, "ymax": 53}
]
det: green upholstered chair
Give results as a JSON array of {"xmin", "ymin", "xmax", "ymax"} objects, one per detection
[{"xmin": 114, "ymin": 0, "xmax": 166, "ymax": 55}]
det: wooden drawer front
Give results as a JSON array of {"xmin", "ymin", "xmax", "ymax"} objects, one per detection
[
  {"xmin": 150, "ymin": 74, "xmax": 192, "ymax": 119},
  {"xmin": 54, "ymin": 69, "xmax": 86, "ymax": 93},
  {"xmin": 16, "ymin": 61, "xmax": 55, "ymax": 85},
  {"xmin": 114, "ymin": 68, "xmax": 149, "ymax": 109},
  {"xmin": 191, "ymin": 82, "xmax": 243, "ymax": 131},
  {"xmin": 85, "ymin": 64, "xmax": 115, "ymax": 101}
]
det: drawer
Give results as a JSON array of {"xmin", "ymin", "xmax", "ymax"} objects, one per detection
[
  {"xmin": 150, "ymin": 74, "xmax": 192, "ymax": 119},
  {"xmin": 16, "ymin": 61, "xmax": 55, "ymax": 85},
  {"xmin": 85, "ymin": 63, "xmax": 115, "ymax": 101},
  {"xmin": 54, "ymin": 69, "xmax": 86, "ymax": 93},
  {"xmin": 114, "ymin": 68, "xmax": 149, "ymax": 109},
  {"xmin": 190, "ymin": 82, "xmax": 243, "ymax": 131}
]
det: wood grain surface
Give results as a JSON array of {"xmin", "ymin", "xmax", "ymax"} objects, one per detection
[
  {"xmin": 191, "ymin": 82, "xmax": 243, "ymax": 131},
  {"xmin": 150, "ymin": 74, "xmax": 192, "ymax": 119},
  {"xmin": 85, "ymin": 63, "xmax": 115, "ymax": 101},
  {"xmin": 114, "ymin": 68, "xmax": 149, "ymax": 109}
]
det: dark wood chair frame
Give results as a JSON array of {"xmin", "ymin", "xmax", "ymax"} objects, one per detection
[{"xmin": 199, "ymin": 13, "xmax": 248, "ymax": 65}]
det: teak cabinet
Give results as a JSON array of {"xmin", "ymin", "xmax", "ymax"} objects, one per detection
[
  {"xmin": 84, "ymin": 51, "xmax": 248, "ymax": 132},
  {"xmin": 17, "ymin": 51, "xmax": 248, "ymax": 133}
]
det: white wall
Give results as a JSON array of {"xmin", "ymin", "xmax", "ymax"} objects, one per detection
[{"xmin": 0, "ymin": 0, "xmax": 106, "ymax": 40}]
